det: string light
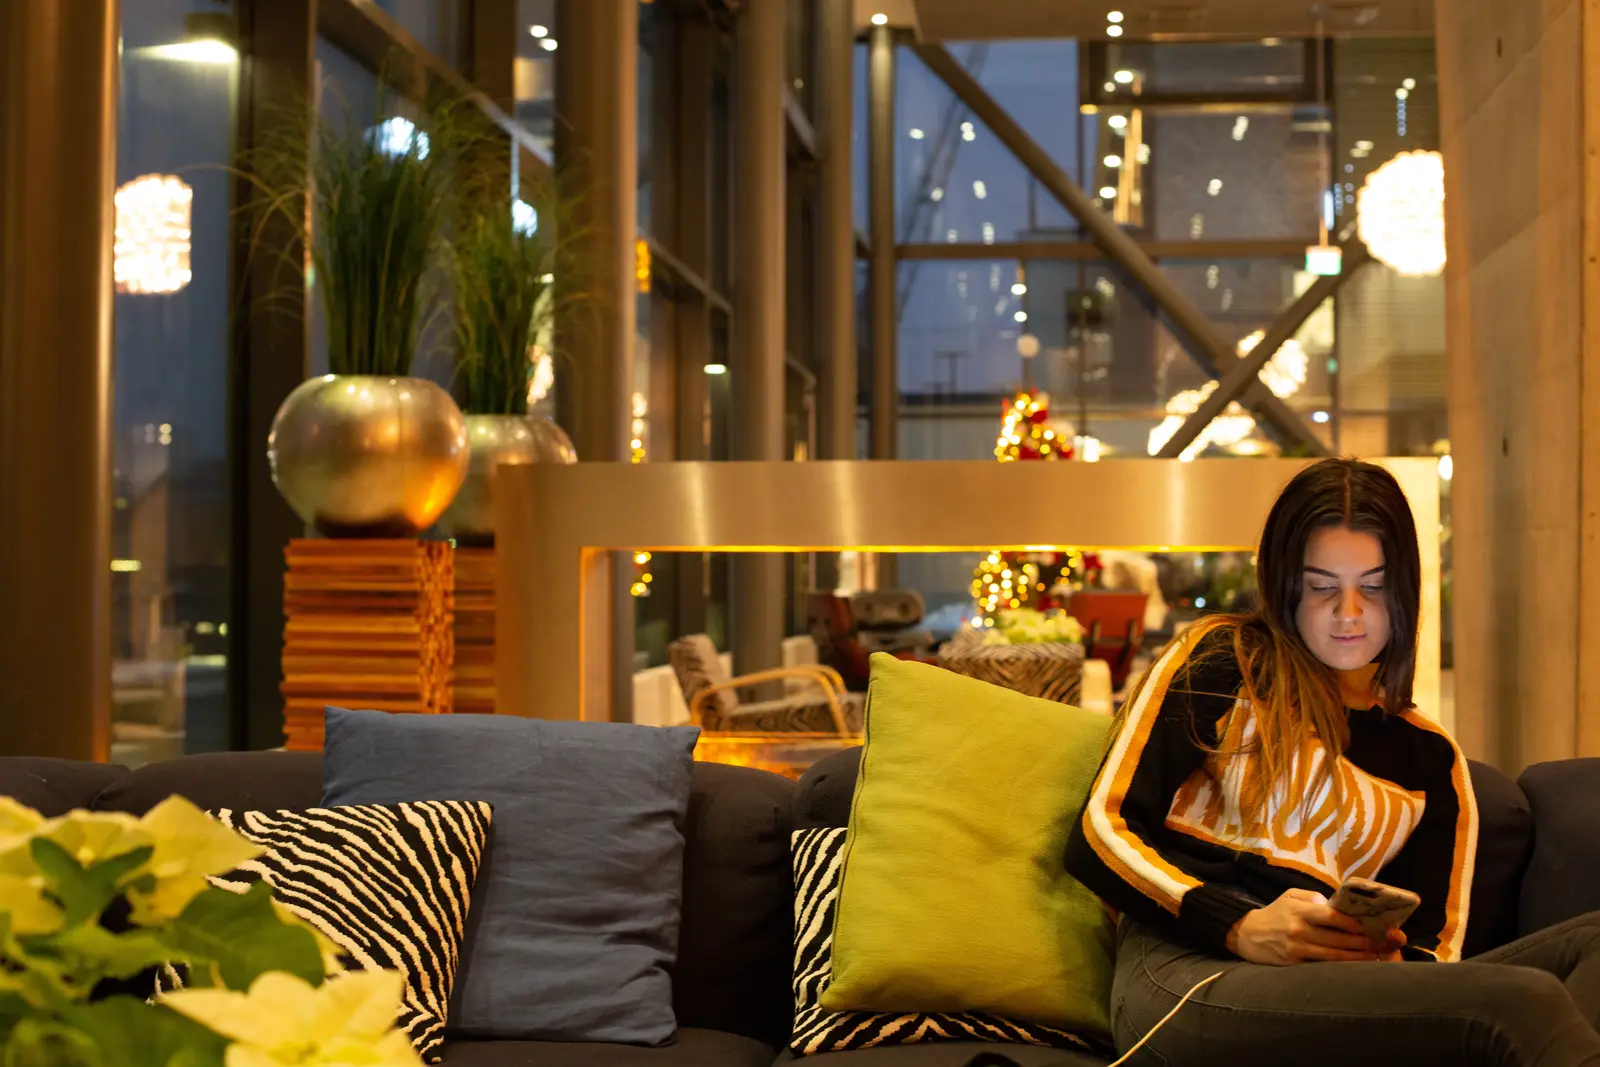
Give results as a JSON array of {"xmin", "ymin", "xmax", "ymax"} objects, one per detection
[{"xmin": 114, "ymin": 174, "xmax": 193, "ymax": 295}]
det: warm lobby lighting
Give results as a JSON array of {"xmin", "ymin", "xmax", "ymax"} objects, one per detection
[
  {"xmin": 114, "ymin": 174, "xmax": 193, "ymax": 295},
  {"xmin": 110, "ymin": 559, "xmax": 143, "ymax": 573},
  {"xmin": 704, "ymin": 363, "xmax": 728, "ymax": 375},
  {"xmin": 530, "ymin": 24, "xmax": 549, "ymax": 37},
  {"xmin": 1358, "ymin": 150, "xmax": 1446, "ymax": 277},
  {"xmin": 871, "ymin": 12, "xmax": 888, "ymax": 25},
  {"xmin": 142, "ymin": 39, "xmax": 237, "ymax": 64}
]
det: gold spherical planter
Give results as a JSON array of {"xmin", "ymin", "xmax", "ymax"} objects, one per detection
[
  {"xmin": 437, "ymin": 415, "xmax": 578, "ymax": 544},
  {"xmin": 268, "ymin": 375, "xmax": 469, "ymax": 538}
]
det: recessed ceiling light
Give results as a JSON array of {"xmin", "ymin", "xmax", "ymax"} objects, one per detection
[
  {"xmin": 1113, "ymin": 69, "xmax": 1135, "ymax": 84},
  {"xmin": 871, "ymin": 12, "xmax": 888, "ymax": 25},
  {"xmin": 1100, "ymin": 186, "xmax": 1117, "ymax": 198},
  {"xmin": 529, "ymin": 24, "xmax": 548, "ymax": 37},
  {"xmin": 909, "ymin": 127, "xmax": 925, "ymax": 139},
  {"xmin": 1108, "ymin": 114, "xmax": 1128, "ymax": 130},
  {"xmin": 1106, "ymin": 10, "xmax": 1124, "ymax": 22},
  {"xmin": 540, "ymin": 37, "xmax": 557, "ymax": 51},
  {"xmin": 1104, "ymin": 154, "xmax": 1123, "ymax": 168},
  {"xmin": 1011, "ymin": 282, "xmax": 1027, "ymax": 295},
  {"xmin": 704, "ymin": 363, "xmax": 728, "ymax": 375},
  {"xmin": 1107, "ymin": 24, "xmax": 1124, "ymax": 37}
]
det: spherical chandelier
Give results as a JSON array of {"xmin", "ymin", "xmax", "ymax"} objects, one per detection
[{"xmin": 1356, "ymin": 149, "xmax": 1446, "ymax": 277}]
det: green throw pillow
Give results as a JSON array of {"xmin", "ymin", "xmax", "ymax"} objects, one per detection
[{"xmin": 820, "ymin": 652, "xmax": 1115, "ymax": 1035}]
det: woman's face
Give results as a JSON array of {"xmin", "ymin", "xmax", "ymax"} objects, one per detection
[{"xmin": 1295, "ymin": 524, "xmax": 1390, "ymax": 671}]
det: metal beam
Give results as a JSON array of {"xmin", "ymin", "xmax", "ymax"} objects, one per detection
[
  {"xmin": 868, "ymin": 26, "xmax": 898, "ymax": 463},
  {"xmin": 911, "ymin": 42, "xmax": 1326, "ymax": 457},
  {"xmin": 896, "ymin": 239, "xmax": 1322, "ymax": 262},
  {"xmin": 1158, "ymin": 242, "xmax": 1370, "ymax": 459}
]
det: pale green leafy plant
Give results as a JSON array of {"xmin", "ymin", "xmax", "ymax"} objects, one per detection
[
  {"xmin": 981, "ymin": 608, "xmax": 1086, "ymax": 646},
  {"xmin": 0, "ymin": 796, "xmax": 417, "ymax": 1067}
]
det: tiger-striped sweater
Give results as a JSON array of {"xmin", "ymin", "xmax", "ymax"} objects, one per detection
[{"xmin": 1065, "ymin": 628, "xmax": 1478, "ymax": 962}]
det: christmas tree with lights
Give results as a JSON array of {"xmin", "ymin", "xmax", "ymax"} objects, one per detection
[{"xmin": 969, "ymin": 391, "xmax": 1098, "ymax": 625}]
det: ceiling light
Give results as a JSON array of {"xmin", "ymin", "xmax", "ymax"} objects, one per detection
[
  {"xmin": 961, "ymin": 127, "xmax": 975, "ymax": 142},
  {"xmin": 1104, "ymin": 154, "xmax": 1122, "ymax": 168},
  {"xmin": 1355, "ymin": 139, "xmax": 1375, "ymax": 151},
  {"xmin": 909, "ymin": 127, "xmax": 925, "ymax": 139},
  {"xmin": 540, "ymin": 37, "xmax": 558, "ymax": 51},
  {"xmin": 1107, "ymin": 24, "xmax": 1124, "ymax": 36},
  {"xmin": 1403, "ymin": 77, "xmax": 1417, "ymax": 90},
  {"xmin": 1312, "ymin": 410, "xmax": 1331, "ymax": 424},
  {"xmin": 1108, "ymin": 114, "xmax": 1128, "ymax": 130},
  {"xmin": 930, "ymin": 187, "xmax": 944, "ymax": 201},
  {"xmin": 1231, "ymin": 116, "xmax": 1249, "ymax": 141},
  {"xmin": 1106, "ymin": 10, "xmax": 1124, "ymax": 22},
  {"xmin": 530, "ymin": 24, "xmax": 548, "ymax": 37},
  {"xmin": 1395, "ymin": 87, "xmax": 1409, "ymax": 100},
  {"xmin": 1014, "ymin": 311, "xmax": 1028, "ymax": 323},
  {"xmin": 1100, "ymin": 186, "xmax": 1117, "ymax": 198},
  {"xmin": 973, "ymin": 180, "xmax": 988, "ymax": 199},
  {"xmin": 871, "ymin": 12, "xmax": 888, "ymax": 25},
  {"xmin": 115, "ymin": 174, "xmax": 193, "ymax": 295},
  {"xmin": 1207, "ymin": 178, "xmax": 1223, "ymax": 196},
  {"xmin": 1103, "ymin": 81, "xmax": 1117, "ymax": 92},
  {"xmin": 704, "ymin": 363, "xmax": 728, "ymax": 375},
  {"xmin": 1357, "ymin": 149, "xmax": 1447, "ymax": 277},
  {"xmin": 1113, "ymin": 69, "xmax": 1135, "ymax": 84},
  {"xmin": 1011, "ymin": 282, "xmax": 1027, "ymax": 295}
]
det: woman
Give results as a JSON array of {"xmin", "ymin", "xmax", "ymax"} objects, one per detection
[{"xmin": 1064, "ymin": 458, "xmax": 1600, "ymax": 1067}]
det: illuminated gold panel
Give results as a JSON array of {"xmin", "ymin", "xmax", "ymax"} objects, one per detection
[{"xmin": 493, "ymin": 459, "xmax": 1442, "ymax": 728}]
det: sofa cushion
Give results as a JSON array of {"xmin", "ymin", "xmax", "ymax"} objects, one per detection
[
  {"xmin": 439, "ymin": 1028, "xmax": 774, "ymax": 1067},
  {"xmin": 322, "ymin": 708, "xmax": 700, "ymax": 1044},
  {"xmin": 0, "ymin": 757, "xmax": 127, "ymax": 816},
  {"xmin": 792, "ymin": 828, "xmax": 1104, "ymax": 1059},
  {"xmin": 674, "ymin": 761, "xmax": 796, "ymax": 1049},
  {"xmin": 1463, "ymin": 759, "xmax": 1533, "ymax": 957},
  {"xmin": 793, "ymin": 747, "xmax": 860, "ymax": 831},
  {"xmin": 93, "ymin": 751, "xmax": 324, "ymax": 815},
  {"xmin": 822, "ymin": 656, "xmax": 1113, "ymax": 1034},
  {"xmin": 1517, "ymin": 757, "xmax": 1600, "ymax": 937},
  {"xmin": 774, "ymin": 1044, "xmax": 1109, "ymax": 1065},
  {"xmin": 198, "ymin": 801, "xmax": 494, "ymax": 1062}
]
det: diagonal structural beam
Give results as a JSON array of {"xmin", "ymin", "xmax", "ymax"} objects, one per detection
[
  {"xmin": 1158, "ymin": 242, "xmax": 1370, "ymax": 459},
  {"xmin": 912, "ymin": 43, "xmax": 1327, "ymax": 457}
]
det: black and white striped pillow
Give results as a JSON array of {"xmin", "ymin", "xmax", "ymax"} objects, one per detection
[
  {"xmin": 791, "ymin": 828, "xmax": 1105, "ymax": 1057},
  {"xmin": 188, "ymin": 802, "xmax": 491, "ymax": 1062}
]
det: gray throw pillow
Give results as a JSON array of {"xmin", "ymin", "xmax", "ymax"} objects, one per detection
[{"xmin": 321, "ymin": 707, "xmax": 701, "ymax": 1043}]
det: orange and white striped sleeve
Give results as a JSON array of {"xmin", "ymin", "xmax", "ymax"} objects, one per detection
[{"xmin": 1065, "ymin": 630, "xmax": 1261, "ymax": 955}]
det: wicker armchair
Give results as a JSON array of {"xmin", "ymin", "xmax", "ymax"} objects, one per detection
[{"xmin": 667, "ymin": 634, "xmax": 865, "ymax": 735}]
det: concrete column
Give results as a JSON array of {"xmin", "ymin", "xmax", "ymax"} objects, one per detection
[
  {"xmin": 731, "ymin": 0, "xmax": 787, "ymax": 681},
  {"xmin": 555, "ymin": 0, "xmax": 637, "ymax": 720},
  {"xmin": 1437, "ymin": 0, "xmax": 1600, "ymax": 769},
  {"xmin": 555, "ymin": 0, "xmax": 637, "ymax": 464},
  {"xmin": 816, "ymin": 0, "xmax": 857, "ymax": 462},
  {"xmin": 0, "ymin": 0, "xmax": 119, "ymax": 759}
]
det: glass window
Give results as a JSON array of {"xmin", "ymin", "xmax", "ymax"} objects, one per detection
[
  {"xmin": 515, "ymin": 0, "xmax": 557, "ymax": 156},
  {"xmin": 787, "ymin": 0, "xmax": 817, "ymax": 117},
  {"xmin": 1098, "ymin": 40, "xmax": 1308, "ymax": 99},
  {"xmin": 853, "ymin": 42, "xmax": 868, "ymax": 235},
  {"xmin": 373, "ymin": 0, "xmax": 464, "ymax": 69},
  {"xmin": 114, "ymin": 2, "xmax": 241, "ymax": 764}
]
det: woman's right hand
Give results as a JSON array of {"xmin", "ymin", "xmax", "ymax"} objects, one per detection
[{"xmin": 1225, "ymin": 888, "xmax": 1401, "ymax": 965}]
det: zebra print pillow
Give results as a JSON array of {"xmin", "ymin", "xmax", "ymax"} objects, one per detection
[
  {"xmin": 195, "ymin": 802, "xmax": 491, "ymax": 1063},
  {"xmin": 791, "ymin": 828, "xmax": 1105, "ymax": 1057}
]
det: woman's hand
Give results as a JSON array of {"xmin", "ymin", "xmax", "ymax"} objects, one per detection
[{"xmin": 1225, "ymin": 888, "xmax": 1405, "ymax": 965}]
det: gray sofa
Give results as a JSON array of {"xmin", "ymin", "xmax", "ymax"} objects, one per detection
[{"xmin": 1, "ymin": 747, "xmax": 1596, "ymax": 1067}]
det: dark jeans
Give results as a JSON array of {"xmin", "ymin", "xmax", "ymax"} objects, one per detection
[{"xmin": 1112, "ymin": 913, "xmax": 1600, "ymax": 1067}]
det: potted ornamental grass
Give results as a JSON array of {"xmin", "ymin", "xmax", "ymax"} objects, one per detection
[
  {"xmin": 0, "ymin": 796, "xmax": 418, "ymax": 1066},
  {"xmin": 436, "ymin": 168, "xmax": 586, "ymax": 544},
  {"xmin": 254, "ymin": 91, "xmax": 478, "ymax": 538}
]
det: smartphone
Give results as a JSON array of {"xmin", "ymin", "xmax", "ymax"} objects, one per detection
[{"xmin": 1329, "ymin": 877, "xmax": 1421, "ymax": 941}]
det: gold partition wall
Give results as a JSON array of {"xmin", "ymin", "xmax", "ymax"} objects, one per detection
[{"xmin": 494, "ymin": 458, "xmax": 1442, "ymax": 728}]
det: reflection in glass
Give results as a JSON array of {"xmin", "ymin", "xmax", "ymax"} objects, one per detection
[
  {"xmin": 373, "ymin": 0, "xmax": 463, "ymax": 69},
  {"xmin": 113, "ymin": 1, "xmax": 240, "ymax": 764},
  {"xmin": 515, "ymin": 0, "xmax": 558, "ymax": 156}
]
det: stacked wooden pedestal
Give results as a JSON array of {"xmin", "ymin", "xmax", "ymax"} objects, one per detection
[
  {"xmin": 280, "ymin": 540, "xmax": 455, "ymax": 750},
  {"xmin": 451, "ymin": 547, "xmax": 498, "ymax": 714}
]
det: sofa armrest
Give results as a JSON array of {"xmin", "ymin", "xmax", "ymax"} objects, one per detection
[
  {"xmin": 1516, "ymin": 757, "xmax": 1600, "ymax": 938},
  {"xmin": 0, "ymin": 757, "xmax": 128, "ymax": 816}
]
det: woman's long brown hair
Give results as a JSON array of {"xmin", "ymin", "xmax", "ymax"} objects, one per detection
[{"xmin": 1114, "ymin": 458, "xmax": 1422, "ymax": 829}]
